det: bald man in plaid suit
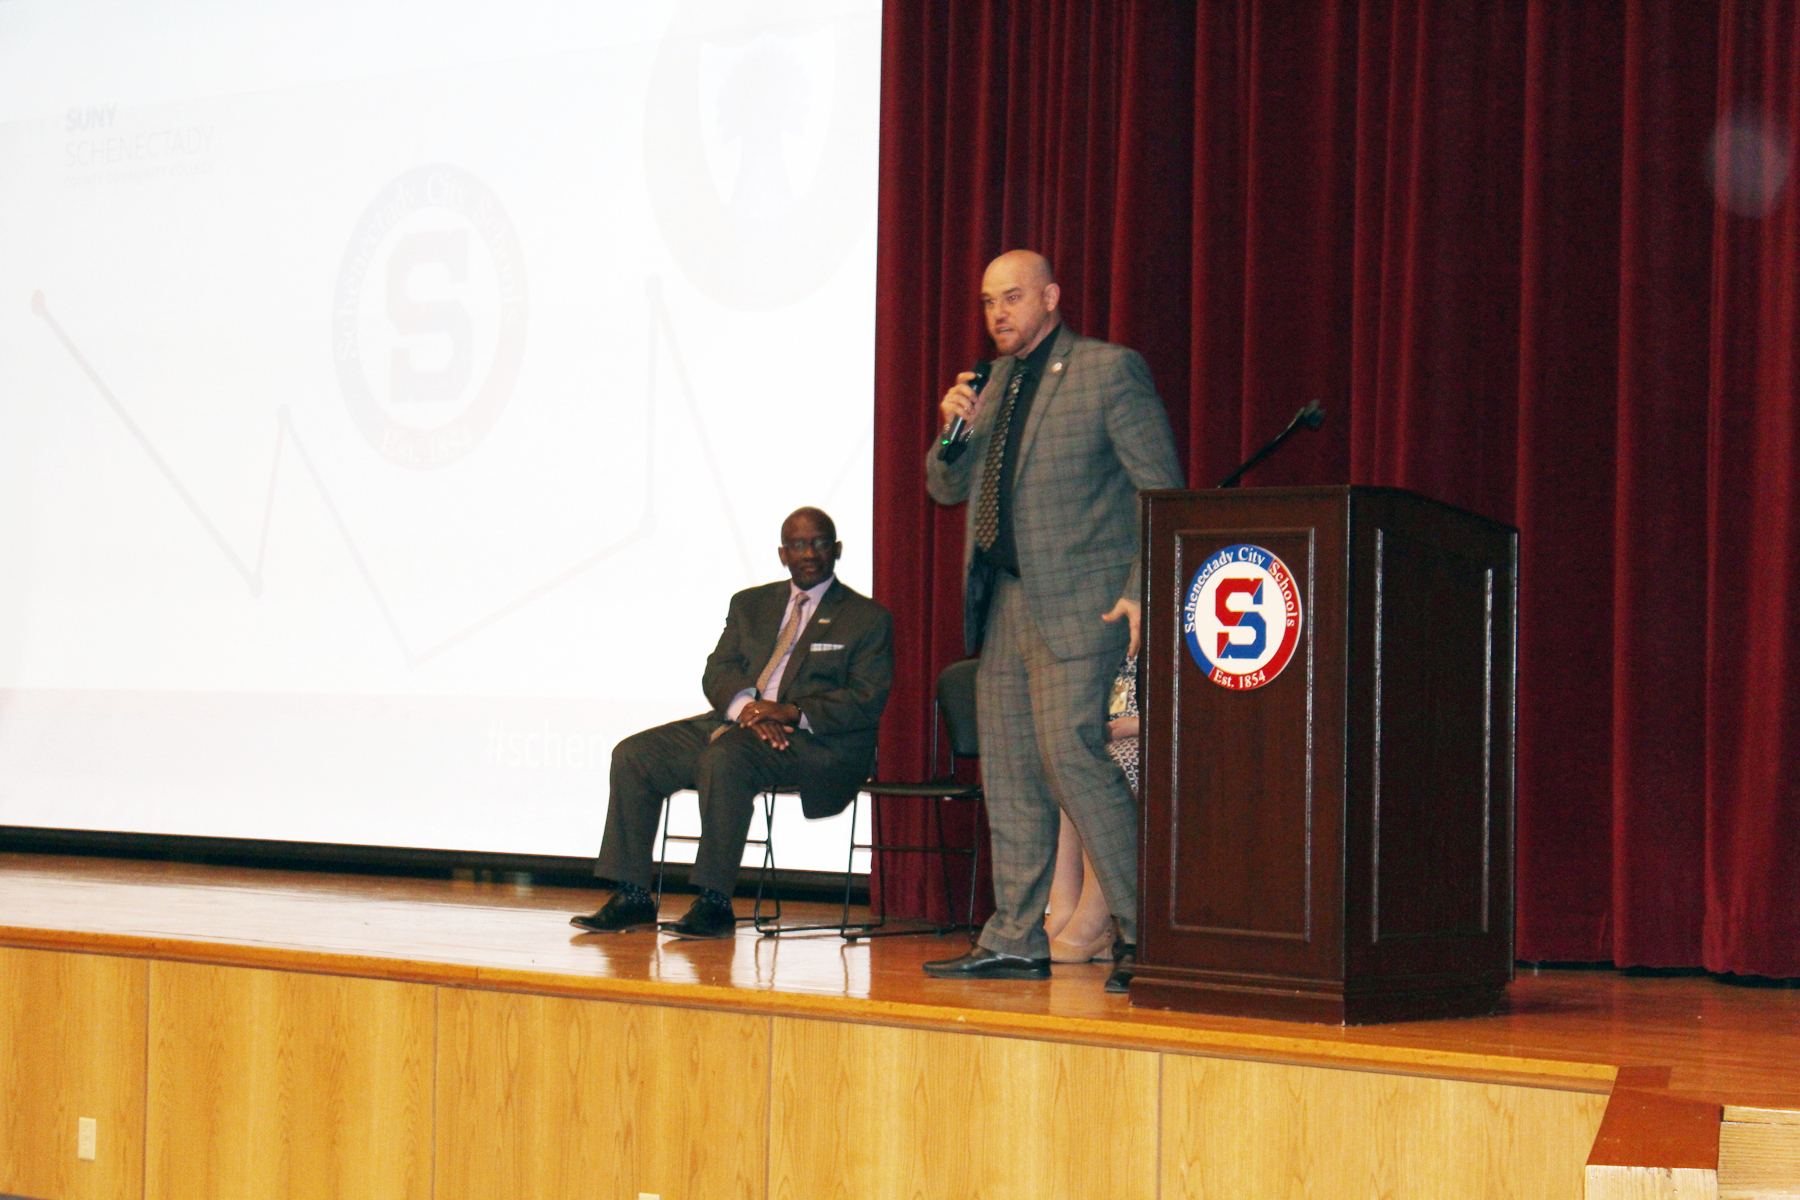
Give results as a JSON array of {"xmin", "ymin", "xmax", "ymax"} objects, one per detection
[{"xmin": 923, "ymin": 250, "xmax": 1184, "ymax": 992}]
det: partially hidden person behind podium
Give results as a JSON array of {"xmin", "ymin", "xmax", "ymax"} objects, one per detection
[
  {"xmin": 570, "ymin": 507, "xmax": 894, "ymax": 939},
  {"xmin": 922, "ymin": 250, "xmax": 1183, "ymax": 991}
]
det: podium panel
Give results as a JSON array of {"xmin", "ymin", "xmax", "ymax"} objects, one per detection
[{"xmin": 1134, "ymin": 487, "xmax": 1517, "ymax": 1024}]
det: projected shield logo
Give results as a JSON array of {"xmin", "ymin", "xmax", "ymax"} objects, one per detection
[
  {"xmin": 645, "ymin": 0, "xmax": 879, "ymax": 310},
  {"xmin": 333, "ymin": 163, "xmax": 528, "ymax": 469}
]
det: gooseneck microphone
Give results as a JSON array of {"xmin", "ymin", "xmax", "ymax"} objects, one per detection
[
  {"xmin": 1217, "ymin": 401, "xmax": 1327, "ymax": 488},
  {"xmin": 938, "ymin": 359, "xmax": 993, "ymax": 463}
]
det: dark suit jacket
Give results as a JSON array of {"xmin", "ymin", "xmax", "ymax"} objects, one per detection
[{"xmin": 699, "ymin": 577, "xmax": 893, "ymax": 817}]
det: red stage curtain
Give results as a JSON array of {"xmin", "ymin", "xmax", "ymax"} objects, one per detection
[{"xmin": 872, "ymin": 0, "xmax": 1800, "ymax": 977}]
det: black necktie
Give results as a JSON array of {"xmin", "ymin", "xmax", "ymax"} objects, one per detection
[{"xmin": 974, "ymin": 369, "xmax": 1026, "ymax": 551}]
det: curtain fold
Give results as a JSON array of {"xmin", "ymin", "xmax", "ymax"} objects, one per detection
[
  {"xmin": 1511, "ymin": 0, "xmax": 1625, "ymax": 960},
  {"xmin": 1607, "ymin": 0, "xmax": 1717, "ymax": 965},
  {"xmin": 1704, "ymin": 0, "xmax": 1800, "ymax": 974},
  {"xmin": 872, "ymin": 0, "xmax": 1800, "ymax": 974}
]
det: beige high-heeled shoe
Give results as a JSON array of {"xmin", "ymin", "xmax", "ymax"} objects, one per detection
[{"xmin": 1049, "ymin": 927, "xmax": 1115, "ymax": 963}]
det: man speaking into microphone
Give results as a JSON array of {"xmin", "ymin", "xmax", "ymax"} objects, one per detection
[{"xmin": 924, "ymin": 250, "xmax": 1183, "ymax": 991}]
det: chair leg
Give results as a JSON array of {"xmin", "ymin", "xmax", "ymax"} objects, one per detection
[
  {"xmin": 751, "ymin": 791, "xmax": 779, "ymax": 927},
  {"xmin": 756, "ymin": 792, "xmax": 889, "ymax": 939},
  {"xmin": 838, "ymin": 793, "xmax": 860, "ymax": 935},
  {"xmin": 653, "ymin": 796, "xmax": 668, "ymax": 909},
  {"xmin": 866, "ymin": 795, "xmax": 884, "ymax": 924},
  {"xmin": 843, "ymin": 795, "xmax": 982, "ymax": 941},
  {"xmin": 930, "ymin": 798, "xmax": 956, "ymax": 929},
  {"xmin": 965, "ymin": 803, "xmax": 985, "ymax": 933},
  {"xmin": 754, "ymin": 790, "xmax": 987, "ymax": 941},
  {"xmin": 862, "ymin": 795, "xmax": 886, "ymax": 934}
]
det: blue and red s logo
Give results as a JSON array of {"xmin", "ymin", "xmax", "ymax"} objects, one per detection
[
  {"xmin": 1183, "ymin": 544, "xmax": 1303, "ymax": 690},
  {"xmin": 1214, "ymin": 578, "xmax": 1267, "ymax": 659}
]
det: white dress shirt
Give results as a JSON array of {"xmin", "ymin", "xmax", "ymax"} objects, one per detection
[{"xmin": 724, "ymin": 575, "xmax": 833, "ymax": 730}]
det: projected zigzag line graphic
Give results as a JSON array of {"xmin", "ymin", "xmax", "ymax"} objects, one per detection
[{"xmin": 30, "ymin": 278, "xmax": 752, "ymax": 668}]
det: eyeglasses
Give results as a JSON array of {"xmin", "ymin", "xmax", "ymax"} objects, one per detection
[{"xmin": 782, "ymin": 536, "xmax": 835, "ymax": 554}]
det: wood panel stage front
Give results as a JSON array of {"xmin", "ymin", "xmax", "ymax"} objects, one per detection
[{"xmin": 1, "ymin": 855, "xmax": 1796, "ymax": 1200}]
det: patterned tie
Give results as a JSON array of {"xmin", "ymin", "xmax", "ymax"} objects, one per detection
[
  {"xmin": 755, "ymin": 594, "xmax": 810, "ymax": 699},
  {"xmin": 974, "ymin": 367, "xmax": 1027, "ymax": 551}
]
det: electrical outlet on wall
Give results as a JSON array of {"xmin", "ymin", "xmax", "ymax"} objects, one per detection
[{"xmin": 77, "ymin": 1117, "xmax": 96, "ymax": 1161}]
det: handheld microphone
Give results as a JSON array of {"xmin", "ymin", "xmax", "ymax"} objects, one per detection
[{"xmin": 938, "ymin": 359, "xmax": 993, "ymax": 463}]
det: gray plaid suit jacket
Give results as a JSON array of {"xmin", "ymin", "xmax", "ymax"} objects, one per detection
[{"xmin": 927, "ymin": 324, "xmax": 1185, "ymax": 660}]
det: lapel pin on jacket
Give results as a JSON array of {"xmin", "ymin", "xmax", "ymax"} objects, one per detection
[{"xmin": 1051, "ymin": 361, "xmax": 1064, "ymax": 373}]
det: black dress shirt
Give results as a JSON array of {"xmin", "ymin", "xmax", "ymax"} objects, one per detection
[{"xmin": 977, "ymin": 325, "xmax": 1061, "ymax": 577}]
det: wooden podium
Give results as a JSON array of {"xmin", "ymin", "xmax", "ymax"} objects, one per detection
[{"xmin": 1132, "ymin": 486, "xmax": 1517, "ymax": 1024}]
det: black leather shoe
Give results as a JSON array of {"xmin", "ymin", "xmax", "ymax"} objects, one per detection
[
  {"xmin": 922, "ymin": 947, "xmax": 1051, "ymax": 980},
  {"xmin": 569, "ymin": 890, "xmax": 658, "ymax": 933},
  {"xmin": 1104, "ymin": 942, "xmax": 1136, "ymax": 994},
  {"xmin": 661, "ymin": 888, "xmax": 738, "ymax": 939}
]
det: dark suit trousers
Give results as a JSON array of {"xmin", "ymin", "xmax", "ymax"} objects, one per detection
[{"xmin": 593, "ymin": 716, "xmax": 822, "ymax": 895}]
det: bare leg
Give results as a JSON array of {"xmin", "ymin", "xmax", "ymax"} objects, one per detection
[
  {"xmin": 1050, "ymin": 847, "xmax": 1116, "ymax": 961},
  {"xmin": 1044, "ymin": 810, "xmax": 1085, "ymax": 942}
]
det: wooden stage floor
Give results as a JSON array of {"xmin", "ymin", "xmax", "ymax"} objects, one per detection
[{"xmin": 1, "ymin": 851, "xmax": 1795, "ymax": 1110}]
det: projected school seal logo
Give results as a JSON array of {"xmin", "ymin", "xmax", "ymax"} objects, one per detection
[
  {"xmin": 1184, "ymin": 544, "xmax": 1303, "ymax": 690},
  {"xmin": 333, "ymin": 164, "xmax": 527, "ymax": 469}
]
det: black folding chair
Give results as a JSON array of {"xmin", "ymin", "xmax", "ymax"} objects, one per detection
[
  {"xmin": 846, "ymin": 657, "xmax": 986, "ymax": 940},
  {"xmin": 660, "ymin": 659, "xmax": 987, "ymax": 939}
]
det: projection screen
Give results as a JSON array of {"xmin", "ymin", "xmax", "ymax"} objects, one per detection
[{"xmin": 0, "ymin": 0, "xmax": 882, "ymax": 871}]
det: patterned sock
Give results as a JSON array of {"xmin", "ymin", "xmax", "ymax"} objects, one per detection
[{"xmin": 614, "ymin": 881, "xmax": 651, "ymax": 904}]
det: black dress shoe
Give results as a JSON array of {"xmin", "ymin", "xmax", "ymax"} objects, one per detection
[
  {"xmin": 661, "ymin": 888, "xmax": 738, "ymax": 939},
  {"xmin": 569, "ymin": 890, "xmax": 658, "ymax": 933},
  {"xmin": 1104, "ymin": 942, "xmax": 1136, "ymax": 994},
  {"xmin": 922, "ymin": 947, "xmax": 1051, "ymax": 980}
]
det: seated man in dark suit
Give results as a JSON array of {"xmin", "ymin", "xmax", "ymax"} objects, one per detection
[{"xmin": 571, "ymin": 506, "xmax": 894, "ymax": 939}]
